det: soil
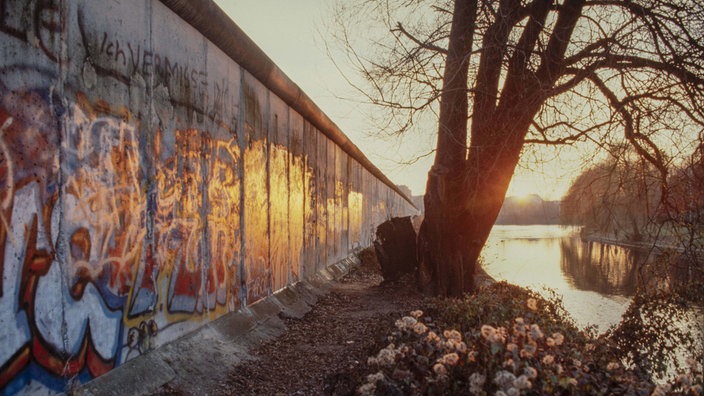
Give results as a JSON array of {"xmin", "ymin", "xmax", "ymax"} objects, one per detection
[{"xmin": 154, "ymin": 249, "xmax": 424, "ymax": 395}]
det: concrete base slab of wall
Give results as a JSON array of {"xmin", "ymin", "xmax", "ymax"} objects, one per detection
[{"xmin": 75, "ymin": 256, "xmax": 359, "ymax": 396}]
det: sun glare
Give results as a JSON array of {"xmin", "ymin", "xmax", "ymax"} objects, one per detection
[{"xmin": 507, "ymin": 178, "xmax": 538, "ymax": 200}]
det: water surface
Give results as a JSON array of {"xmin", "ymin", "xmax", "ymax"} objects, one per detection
[{"xmin": 481, "ymin": 225, "xmax": 633, "ymax": 332}]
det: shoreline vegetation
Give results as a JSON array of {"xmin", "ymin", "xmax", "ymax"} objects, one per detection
[
  {"xmin": 580, "ymin": 229, "xmax": 704, "ymax": 257},
  {"xmin": 356, "ymin": 278, "xmax": 703, "ymax": 395},
  {"xmin": 376, "ymin": 217, "xmax": 704, "ymax": 394}
]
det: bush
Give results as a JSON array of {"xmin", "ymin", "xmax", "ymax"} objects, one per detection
[{"xmin": 357, "ymin": 282, "xmax": 703, "ymax": 395}]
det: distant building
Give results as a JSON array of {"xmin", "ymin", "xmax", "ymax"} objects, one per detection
[
  {"xmin": 411, "ymin": 195, "xmax": 424, "ymax": 213},
  {"xmin": 396, "ymin": 185, "xmax": 425, "ymax": 213}
]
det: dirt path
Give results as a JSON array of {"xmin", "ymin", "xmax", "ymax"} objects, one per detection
[
  {"xmin": 155, "ymin": 261, "xmax": 421, "ymax": 395},
  {"xmin": 215, "ymin": 266, "xmax": 421, "ymax": 395}
]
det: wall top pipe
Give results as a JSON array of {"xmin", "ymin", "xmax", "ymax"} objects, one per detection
[{"xmin": 159, "ymin": 0, "xmax": 416, "ymax": 207}]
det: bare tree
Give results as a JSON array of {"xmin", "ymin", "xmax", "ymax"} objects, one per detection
[
  {"xmin": 333, "ymin": 0, "xmax": 704, "ymax": 296},
  {"xmin": 562, "ymin": 149, "xmax": 662, "ymax": 241}
]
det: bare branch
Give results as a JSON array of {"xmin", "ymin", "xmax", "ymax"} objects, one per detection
[{"xmin": 392, "ymin": 22, "xmax": 448, "ymax": 55}]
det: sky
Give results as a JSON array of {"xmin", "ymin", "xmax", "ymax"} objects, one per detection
[{"xmin": 213, "ymin": 0, "xmax": 580, "ymax": 199}]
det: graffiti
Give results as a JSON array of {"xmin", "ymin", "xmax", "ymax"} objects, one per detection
[
  {"xmin": 0, "ymin": 85, "xmax": 139, "ymax": 388},
  {"xmin": 75, "ymin": 12, "xmax": 236, "ymax": 127},
  {"xmin": 0, "ymin": 0, "xmax": 62, "ymax": 63},
  {"xmin": 0, "ymin": 1, "xmax": 416, "ymax": 394},
  {"xmin": 92, "ymin": 30, "xmax": 208, "ymax": 92},
  {"xmin": 244, "ymin": 138, "xmax": 270, "ymax": 303},
  {"xmin": 125, "ymin": 319, "xmax": 158, "ymax": 360},
  {"xmin": 205, "ymin": 139, "xmax": 241, "ymax": 312},
  {"xmin": 289, "ymin": 153, "xmax": 305, "ymax": 282},
  {"xmin": 62, "ymin": 102, "xmax": 145, "ymax": 297},
  {"xmin": 0, "ymin": 83, "xmax": 244, "ymax": 392},
  {"xmin": 270, "ymin": 142, "xmax": 289, "ymax": 292},
  {"xmin": 130, "ymin": 129, "xmax": 242, "ymax": 318},
  {"xmin": 0, "ymin": 181, "xmax": 36, "ymax": 386}
]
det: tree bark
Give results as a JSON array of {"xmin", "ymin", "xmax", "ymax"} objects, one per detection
[
  {"xmin": 417, "ymin": 0, "xmax": 478, "ymax": 296},
  {"xmin": 418, "ymin": 130, "xmax": 526, "ymax": 296}
]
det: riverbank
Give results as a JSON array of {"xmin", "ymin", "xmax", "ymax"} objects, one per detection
[
  {"xmin": 580, "ymin": 228, "xmax": 704, "ymax": 257},
  {"xmin": 148, "ymin": 246, "xmax": 701, "ymax": 395}
]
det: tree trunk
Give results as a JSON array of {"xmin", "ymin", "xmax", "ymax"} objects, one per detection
[
  {"xmin": 416, "ymin": 0, "xmax": 478, "ymax": 296},
  {"xmin": 418, "ymin": 145, "xmax": 522, "ymax": 296}
]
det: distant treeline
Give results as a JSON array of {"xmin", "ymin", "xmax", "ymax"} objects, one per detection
[{"xmin": 495, "ymin": 195, "xmax": 561, "ymax": 225}]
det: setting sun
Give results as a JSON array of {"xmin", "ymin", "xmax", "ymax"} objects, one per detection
[{"xmin": 507, "ymin": 177, "xmax": 539, "ymax": 199}]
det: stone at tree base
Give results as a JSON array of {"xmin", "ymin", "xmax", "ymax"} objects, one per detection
[{"xmin": 373, "ymin": 216, "xmax": 419, "ymax": 281}]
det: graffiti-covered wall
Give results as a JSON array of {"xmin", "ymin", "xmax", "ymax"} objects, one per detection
[{"xmin": 0, "ymin": 1, "xmax": 416, "ymax": 394}]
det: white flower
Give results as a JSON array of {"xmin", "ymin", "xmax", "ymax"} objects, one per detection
[
  {"xmin": 506, "ymin": 388, "xmax": 519, "ymax": 396},
  {"xmin": 372, "ymin": 347, "xmax": 398, "ymax": 366},
  {"xmin": 445, "ymin": 339, "xmax": 458, "ymax": 351},
  {"xmin": 481, "ymin": 325, "xmax": 496, "ymax": 340},
  {"xmin": 506, "ymin": 343, "xmax": 518, "ymax": 352},
  {"xmin": 606, "ymin": 362, "xmax": 619, "ymax": 371},
  {"xmin": 552, "ymin": 333, "xmax": 564, "ymax": 346},
  {"xmin": 440, "ymin": 352, "xmax": 460, "ymax": 366},
  {"xmin": 413, "ymin": 322, "xmax": 428, "ymax": 335},
  {"xmin": 530, "ymin": 324, "xmax": 544, "ymax": 340},
  {"xmin": 527, "ymin": 298, "xmax": 538, "ymax": 311},
  {"xmin": 433, "ymin": 363, "xmax": 448, "ymax": 376},
  {"xmin": 456, "ymin": 341, "xmax": 468, "ymax": 353},
  {"xmin": 495, "ymin": 391, "xmax": 507, "ymax": 396},
  {"xmin": 358, "ymin": 382, "xmax": 376, "ymax": 396},
  {"xmin": 513, "ymin": 322, "xmax": 526, "ymax": 337},
  {"xmin": 444, "ymin": 329, "xmax": 463, "ymax": 342},
  {"xmin": 542, "ymin": 354, "xmax": 555, "ymax": 365},
  {"xmin": 490, "ymin": 332, "xmax": 506, "ymax": 344},
  {"xmin": 366, "ymin": 372, "xmax": 385, "ymax": 383},
  {"xmin": 395, "ymin": 316, "xmax": 417, "ymax": 330},
  {"xmin": 524, "ymin": 366, "xmax": 537, "ymax": 379},
  {"xmin": 520, "ymin": 342, "xmax": 537, "ymax": 358},
  {"xmin": 425, "ymin": 331, "xmax": 441, "ymax": 344},
  {"xmin": 494, "ymin": 370, "xmax": 517, "ymax": 389},
  {"xmin": 469, "ymin": 373, "xmax": 486, "ymax": 394},
  {"xmin": 514, "ymin": 374, "xmax": 532, "ymax": 390},
  {"xmin": 410, "ymin": 310, "xmax": 423, "ymax": 318}
]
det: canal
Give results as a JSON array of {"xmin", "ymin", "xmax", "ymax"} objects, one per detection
[{"xmin": 481, "ymin": 225, "xmax": 699, "ymax": 333}]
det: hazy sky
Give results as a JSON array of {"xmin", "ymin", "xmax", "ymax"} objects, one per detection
[{"xmin": 212, "ymin": 0, "xmax": 579, "ymax": 199}]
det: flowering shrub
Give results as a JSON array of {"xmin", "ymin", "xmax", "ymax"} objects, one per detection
[{"xmin": 357, "ymin": 282, "xmax": 703, "ymax": 395}]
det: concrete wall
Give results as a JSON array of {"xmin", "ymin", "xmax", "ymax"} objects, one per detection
[{"xmin": 0, "ymin": 1, "xmax": 416, "ymax": 394}]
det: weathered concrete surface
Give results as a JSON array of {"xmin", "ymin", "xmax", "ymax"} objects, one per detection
[
  {"xmin": 77, "ymin": 256, "xmax": 358, "ymax": 396},
  {"xmin": 0, "ymin": 0, "xmax": 416, "ymax": 394}
]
